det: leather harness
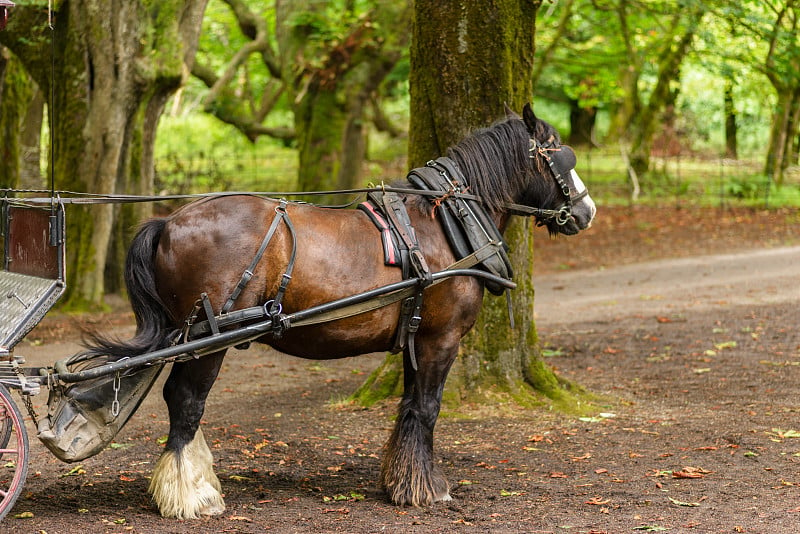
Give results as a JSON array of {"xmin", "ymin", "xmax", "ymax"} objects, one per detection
[
  {"xmin": 197, "ymin": 158, "xmax": 515, "ymax": 372},
  {"xmin": 358, "ymin": 158, "xmax": 515, "ymax": 368}
]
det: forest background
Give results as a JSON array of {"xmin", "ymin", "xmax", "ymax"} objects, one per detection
[{"xmin": 1, "ymin": 0, "xmax": 799, "ymax": 307}]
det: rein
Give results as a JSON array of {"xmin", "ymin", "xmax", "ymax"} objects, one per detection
[{"xmin": 1, "ymin": 183, "xmax": 573, "ymax": 225}]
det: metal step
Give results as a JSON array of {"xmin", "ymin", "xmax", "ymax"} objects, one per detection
[{"xmin": 0, "ymin": 271, "xmax": 64, "ymax": 353}]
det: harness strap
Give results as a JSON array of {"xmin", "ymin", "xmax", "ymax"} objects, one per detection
[
  {"xmin": 369, "ymin": 190, "xmax": 432, "ymax": 371},
  {"xmin": 221, "ymin": 199, "xmax": 292, "ymax": 316},
  {"xmin": 266, "ymin": 203, "xmax": 297, "ymax": 338}
]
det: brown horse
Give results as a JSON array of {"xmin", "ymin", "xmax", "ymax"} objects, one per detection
[{"xmin": 87, "ymin": 104, "xmax": 595, "ymax": 519}]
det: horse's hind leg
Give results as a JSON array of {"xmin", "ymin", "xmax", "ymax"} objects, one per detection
[
  {"xmin": 380, "ymin": 339, "xmax": 458, "ymax": 506},
  {"xmin": 149, "ymin": 351, "xmax": 227, "ymax": 519}
]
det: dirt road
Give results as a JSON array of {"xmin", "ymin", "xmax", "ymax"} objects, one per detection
[{"xmin": 534, "ymin": 245, "xmax": 800, "ymax": 325}]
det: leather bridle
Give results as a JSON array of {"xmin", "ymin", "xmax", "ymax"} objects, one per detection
[{"xmin": 505, "ymin": 136, "xmax": 588, "ymax": 226}]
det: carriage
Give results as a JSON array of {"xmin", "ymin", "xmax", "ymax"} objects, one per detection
[{"xmin": 0, "ymin": 106, "xmax": 595, "ymax": 520}]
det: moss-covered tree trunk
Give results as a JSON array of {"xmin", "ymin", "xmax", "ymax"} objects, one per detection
[
  {"xmin": 626, "ymin": 21, "xmax": 701, "ymax": 177},
  {"xmin": 354, "ymin": 0, "xmax": 589, "ymax": 411},
  {"xmin": 0, "ymin": 48, "xmax": 36, "ymax": 189},
  {"xmin": 1, "ymin": 0, "xmax": 208, "ymax": 308},
  {"xmin": 765, "ymin": 87, "xmax": 800, "ymax": 186},
  {"xmin": 275, "ymin": 0, "xmax": 409, "ymax": 200}
]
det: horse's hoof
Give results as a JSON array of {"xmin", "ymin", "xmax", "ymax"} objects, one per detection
[
  {"xmin": 435, "ymin": 492, "xmax": 453, "ymax": 503},
  {"xmin": 198, "ymin": 500, "xmax": 226, "ymax": 517}
]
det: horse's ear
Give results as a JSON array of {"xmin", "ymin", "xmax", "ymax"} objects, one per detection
[
  {"xmin": 503, "ymin": 102, "xmax": 520, "ymax": 119},
  {"xmin": 522, "ymin": 103, "xmax": 538, "ymax": 134}
]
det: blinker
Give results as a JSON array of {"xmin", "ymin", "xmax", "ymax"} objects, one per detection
[{"xmin": 550, "ymin": 145, "xmax": 577, "ymax": 178}]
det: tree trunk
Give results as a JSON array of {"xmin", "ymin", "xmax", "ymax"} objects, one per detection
[
  {"xmin": 452, "ymin": 217, "xmax": 584, "ymax": 409},
  {"xmin": 1, "ymin": 1, "xmax": 208, "ymax": 308},
  {"xmin": 0, "ymin": 48, "xmax": 36, "ymax": 189},
  {"xmin": 568, "ymin": 99, "xmax": 596, "ymax": 147},
  {"xmin": 354, "ymin": 0, "xmax": 590, "ymax": 411},
  {"xmin": 765, "ymin": 89, "xmax": 792, "ymax": 185},
  {"xmin": 724, "ymin": 77, "xmax": 738, "ymax": 159},
  {"xmin": 628, "ymin": 20, "xmax": 700, "ymax": 177},
  {"xmin": 765, "ymin": 86, "xmax": 800, "ymax": 186},
  {"xmin": 408, "ymin": 1, "xmax": 538, "ymax": 166}
]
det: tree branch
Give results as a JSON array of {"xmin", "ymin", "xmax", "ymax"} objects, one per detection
[{"xmin": 221, "ymin": 0, "xmax": 282, "ymax": 78}]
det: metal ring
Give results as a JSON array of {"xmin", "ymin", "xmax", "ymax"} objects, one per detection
[
  {"xmin": 264, "ymin": 299, "xmax": 282, "ymax": 316},
  {"xmin": 556, "ymin": 206, "xmax": 572, "ymax": 225}
]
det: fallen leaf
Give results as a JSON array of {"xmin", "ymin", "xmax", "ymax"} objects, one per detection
[
  {"xmin": 585, "ymin": 496, "xmax": 610, "ymax": 505},
  {"xmin": 673, "ymin": 467, "xmax": 711, "ymax": 479},
  {"xmin": 770, "ymin": 428, "xmax": 800, "ymax": 439},
  {"xmin": 59, "ymin": 465, "xmax": 86, "ymax": 478},
  {"xmin": 669, "ymin": 497, "xmax": 700, "ymax": 507}
]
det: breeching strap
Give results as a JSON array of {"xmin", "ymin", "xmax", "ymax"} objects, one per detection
[{"xmin": 221, "ymin": 200, "xmax": 296, "ymax": 323}]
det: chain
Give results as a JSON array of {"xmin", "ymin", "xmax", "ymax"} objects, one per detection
[
  {"xmin": 111, "ymin": 371, "xmax": 121, "ymax": 418},
  {"xmin": 9, "ymin": 359, "xmax": 40, "ymax": 426},
  {"xmin": 20, "ymin": 391, "xmax": 38, "ymax": 428}
]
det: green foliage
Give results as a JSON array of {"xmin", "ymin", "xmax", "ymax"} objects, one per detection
[
  {"xmin": 155, "ymin": 114, "xmax": 297, "ymax": 193},
  {"xmin": 532, "ymin": 0, "xmax": 797, "ymax": 177}
]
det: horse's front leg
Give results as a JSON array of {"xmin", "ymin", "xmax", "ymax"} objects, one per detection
[
  {"xmin": 380, "ymin": 337, "xmax": 458, "ymax": 506},
  {"xmin": 149, "ymin": 351, "xmax": 227, "ymax": 519}
]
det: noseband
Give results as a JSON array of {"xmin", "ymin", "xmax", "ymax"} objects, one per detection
[{"xmin": 506, "ymin": 136, "xmax": 588, "ymax": 226}]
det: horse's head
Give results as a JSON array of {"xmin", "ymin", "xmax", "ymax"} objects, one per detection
[
  {"xmin": 518, "ymin": 103, "xmax": 596, "ymax": 236},
  {"xmin": 444, "ymin": 103, "xmax": 596, "ymax": 235}
]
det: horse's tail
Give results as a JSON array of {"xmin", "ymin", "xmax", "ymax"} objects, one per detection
[{"xmin": 82, "ymin": 218, "xmax": 172, "ymax": 360}]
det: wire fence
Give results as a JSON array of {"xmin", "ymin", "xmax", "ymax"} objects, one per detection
[
  {"xmin": 154, "ymin": 148, "xmax": 800, "ymax": 209},
  {"xmin": 154, "ymin": 150, "xmax": 298, "ymax": 196},
  {"xmin": 574, "ymin": 148, "xmax": 800, "ymax": 209}
]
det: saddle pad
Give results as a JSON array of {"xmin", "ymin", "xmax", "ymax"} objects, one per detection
[{"xmin": 358, "ymin": 201, "xmax": 402, "ymax": 267}]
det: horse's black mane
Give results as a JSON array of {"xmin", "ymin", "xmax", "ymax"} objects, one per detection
[{"xmin": 446, "ymin": 115, "xmax": 562, "ymax": 215}]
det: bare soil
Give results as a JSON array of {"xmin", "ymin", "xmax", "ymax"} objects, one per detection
[{"xmin": 5, "ymin": 205, "xmax": 800, "ymax": 533}]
